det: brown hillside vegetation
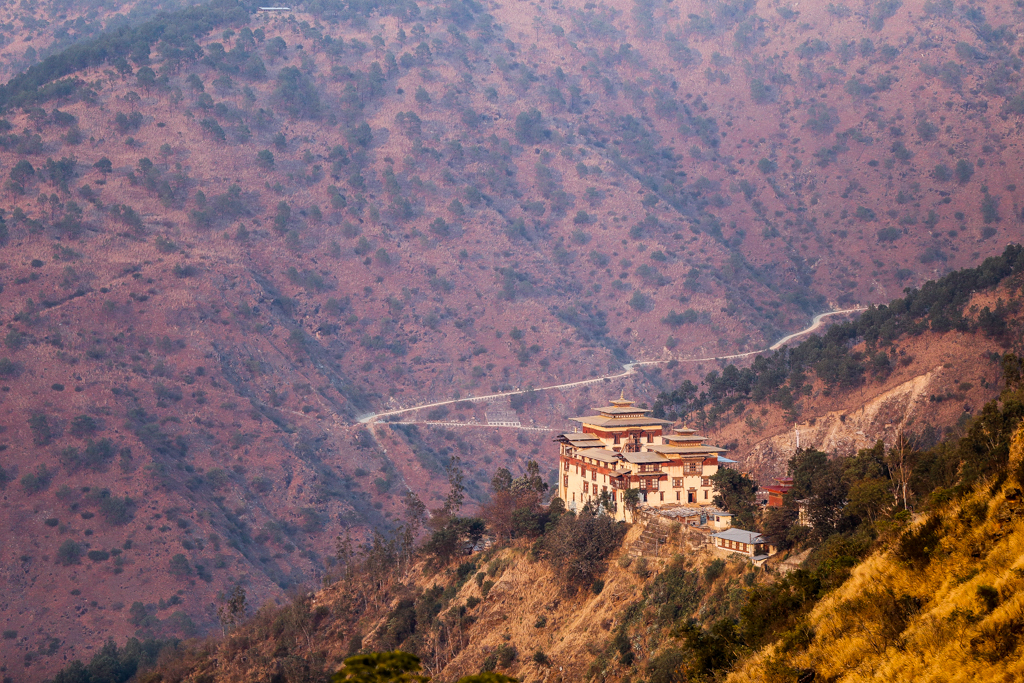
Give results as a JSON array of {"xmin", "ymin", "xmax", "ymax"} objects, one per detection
[
  {"xmin": 125, "ymin": 421, "xmax": 1024, "ymax": 683},
  {"xmin": 44, "ymin": 352, "xmax": 1024, "ymax": 679},
  {"xmin": 729, "ymin": 425, "xmax": 1024, "ymax": 683},
  {"xmin": 708, "ymin": 283, "xmax": 1023, "ymax": 482},
  {"xmin": 127, "ymin": 519, "xmax": 758, "ymax": 683},
  {"xmin": 1, "ymin": 0, "xmax": 1024, "ymax": 673}
]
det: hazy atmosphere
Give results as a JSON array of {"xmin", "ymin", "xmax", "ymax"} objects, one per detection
[{"xmin": 0, "ymin": 0, "xmax": 1022, "ymax": 680}]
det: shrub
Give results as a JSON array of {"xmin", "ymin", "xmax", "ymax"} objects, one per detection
[
  {"xmin": 21, "ymin": 465, "xmax": 53, "ymax": 494},
  {"xmin": 703, "ymin": 559, "xmax": 726, "ymax": 582},
  {"xmin": 977, "ymin": 585, "xmax": 1000, "ymax": 613},
  {"xmin": 855, "ymin": 206, "xmax": 877, "ymax": 221},
  {"xmin": 981, "ymin": 193, "xmax": 999, "ymax": 224},
  {"xmin": 541, "ymin": 510, "xmax": 626, "ymax": 592},
  {"xmin": 532, "ymin": 650, "xmax": 550, "ymax": 666},
  {"xmin": 955, "ymin": 159, "xmax": 974, "ymax": 183},
  {"xmin": 646, "ymin": 647, "xmax": 687, "ymax": 683},
  {"xmin": 28, "ymin": 414, "xmax": 53, "ymax": 446},
  {"xmin": 69, "ymin": 414, "xmax": 98, "ymax": 437},
  {"xmin": 895, "ymin": 515, "xmax": 943, "ymax": 568},
  {"xmin": 534, "ymin": 615, "xmax": 547, "ymax": 628},
  {"xmin": 495, "ymin": 643, "xmax": 517, "ymax": 667},
  {"xmin": 168, "ymin": 553, "xmax": 192, "ymax": 577},
  {"xmin": 877, "ymin": 227, "xmax": 901, "ymax": 242},
  {"xmin": 429, "ymin": 217, "xmax": 450, "ymax": 236},
  {"xmin": 628, "ymin": 291, "xmax": 649, "ymax": 311},
  {"xmin": 633, "ymin": 556, "xmax": 651, "ymax": 578},
  {"xmin": 0, "ymin": 358, "xmax": 21, "ymax": 377},
  {"xmin": 514, "ymin": 108, "xmax": 547, "ymax": 144},
  {"xmin": 663, "ymin": 309, "xmax": 701, "ymax": 326},
  {"xmin": 592, "ymin": 579, "xmax": 605, "ymax": 595},
  {"xmin": 44, "ymin": 518, "xmax": 59, "ymax": 527},
  {"xmin": 256, "ymin": 149, "xmax": 274, "ymax": 169},
  {"xmin": 87, "ymin": 550, "xmax": 110, "ymax": 562},
  {"xmin": 56, "ymin": 540, "xmax": 83, "ymax": 565}
]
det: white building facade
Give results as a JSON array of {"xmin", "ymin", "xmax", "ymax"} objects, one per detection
[{"xmin": 556, "ymin": 395, "xmax": 732, "ymax": 521}]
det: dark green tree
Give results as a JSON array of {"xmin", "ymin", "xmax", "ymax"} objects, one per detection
[
  {"xmin": 788, "ymin": 448, "xmax": 830, "ymax": 499},
  {"xmin": 514, "ymin": 108, "xmax": 548, "ymax": 144},
  {"xmin": 710, "ymin": 468, "xmax": 757, "ymax": 528},
  {"xmin": 331, "ymin": 651, "xmax": 429, "ymax": 682},
  {"xmin": 256, "ymin": 149, "xmax": 274, "ymax": 169}
]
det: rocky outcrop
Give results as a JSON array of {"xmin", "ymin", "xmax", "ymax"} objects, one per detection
[{"xmin": 744, "ymin": 367, "xmax": 945, "ymax": 478}]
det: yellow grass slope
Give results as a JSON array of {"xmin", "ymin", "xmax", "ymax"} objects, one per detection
[{"xmin": 729, "ymin": 426, "xmax": 1024, "ymax": 683}]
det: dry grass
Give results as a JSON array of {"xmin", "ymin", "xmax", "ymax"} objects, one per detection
[{"xmin": 729, "ymin": 426, "xmax": 1024, "ymax": 683}]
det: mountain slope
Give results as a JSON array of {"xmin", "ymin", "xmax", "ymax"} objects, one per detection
[
  {"xmin": 729, "ymin": 426, "xmax": 1024, "ymax": 683},
  {"xmin": 2, "ymin": 0, "xmax": 1024, "ymax": 673}
]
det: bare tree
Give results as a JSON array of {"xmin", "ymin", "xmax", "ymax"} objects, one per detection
[
  {"xmin": 886, "ymin": 429, "xmax": 917, "ymax": 511},
  {"xmin": 217, "ymin": 585, "xmax": 247, "ymax": 635}
]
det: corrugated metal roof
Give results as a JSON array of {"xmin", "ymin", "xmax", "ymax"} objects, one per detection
[
  {"xmin": 647, "ymin": 445, "xmax": 723, "ymax": 456},
  {"xmin": 712, "ymin": 528, "xmax": 765, "ymax": 544},
  {"xmin": 570, "ymin": 416, "xmax": 673, "ymax": 427},
  {"xmin": 559, "ymin": 432, "xmax": 601, "ymax": 440},
  {"xmin": 621, "ymin": 451, "xmax": 671, "ymax": 464},
  {"xmin": 595, "ymin": 406, "xmax": 653, "ymax": 415},
  {"xmin": 671, "ymin": 445, "xmax": 728, "ymax": 453},
  {"xmin": 581, "ymin": 449, "xmax": 620, "ymax": 464},
  {"xmin": 663, "ymin": 435, "xmax": 707, "ymax": 442}
]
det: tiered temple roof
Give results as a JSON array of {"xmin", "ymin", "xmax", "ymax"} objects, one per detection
[{"xmin": 569, "ymin": 393, "xmax": 673, "ymax": 429}]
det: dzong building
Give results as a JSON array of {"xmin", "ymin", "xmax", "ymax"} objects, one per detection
[{"xmin": 555, "ymin": 394, "xmax": 735, "ymax": 521}]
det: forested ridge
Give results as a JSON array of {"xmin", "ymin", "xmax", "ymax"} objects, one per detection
[
  {"xmin": 655, "ymin": 243, "xmax": 1024, "ymax": 427},
  {"xmin": 0, "ymin": 0, "xmax": 253, "ymax": 110}
]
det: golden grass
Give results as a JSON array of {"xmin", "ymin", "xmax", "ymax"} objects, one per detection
[{"xmin": 728, "ymin": 426, "xmax": 1024, "ymax": 683}]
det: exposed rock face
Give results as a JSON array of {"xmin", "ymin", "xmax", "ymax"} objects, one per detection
[{"xmin": 744, "ymin": 367, "xmax": 946, "ymax": 479}]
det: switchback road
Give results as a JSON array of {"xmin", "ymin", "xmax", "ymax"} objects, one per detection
[{"xmin": 357, "ymin": 307, "xmax": 865, "ymax": 426}]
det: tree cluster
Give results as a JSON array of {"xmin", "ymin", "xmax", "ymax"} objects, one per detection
[{"xmin": 654, "ymin": 244, "xmax": 1024, "ymax": 427}]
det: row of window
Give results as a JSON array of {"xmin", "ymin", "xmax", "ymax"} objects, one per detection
[
  {"xmin": 562, "ymin": 477, "xmax": 710, "ymax": 503},
  {"xmin": 671, "ymin": 477, "xmax": 712, "ymax": 488},
  {"xmin": 569, "ymin": 491, "xmax": 619, "ymax": 510},
  {"xmin": 647, "ymin": 491, "xmax": 709, "ymax": 502},
  {"xmin": 575, "ymin": 480, "xmax": 615, "ymax": 499},
  {"xmin": 720, "ymin": 539, "xmax": 750, "ymax": 552},
  {"xmin": 563, "ymin": 456, "xmax": 712, "ymax": 480},
  {"xmin": 610, "ymin": 432, "xmax": 655, "ymax": 445},
  {"xmin": 562, "ymin": 471, "xmax": 712, "ymax": 491}
]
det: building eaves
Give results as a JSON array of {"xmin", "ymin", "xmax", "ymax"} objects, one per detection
[
  {"xmin": 570, "ymin": 416, "xmax": 673, "ymax": 427},
  {"xmin": 621, "ymin": 451, "xmax": 672, "ymax": 464},
  {"xmin": 712, "ymin": 528, "xmax": 765, "ymax": 544},
  {"xmin": 579, "ymin": 449, "xmax": 620, "ymax": 464}
]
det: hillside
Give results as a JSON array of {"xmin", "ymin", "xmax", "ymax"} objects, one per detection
[
  {"xmin": 650, "ymin": 245, "xmax": 1024, "ymax": 478},
  {"xmin": 729, "ymin": 426, "xmax": 1024, "ymax": 683},
  {"xmin": 77, "ymin": 394, "xmax": 1024, "ymax": 683},
  {"xmin": 0, "ymin": 0, "xmax": 1024, "ymax": 673}
]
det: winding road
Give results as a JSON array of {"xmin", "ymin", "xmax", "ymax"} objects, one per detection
[{"xmin": 358, "ymin": 307, "xmax": 866, "ymax": 426}]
